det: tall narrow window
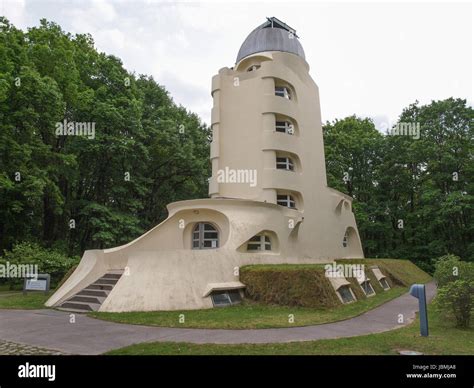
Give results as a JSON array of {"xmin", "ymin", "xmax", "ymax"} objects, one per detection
[
  {"xmin": 342, "ymin": 231, "xmax": 348, "ymax": 247},
  {"xmin": 361, "ymin": 281, "xmax": 375, "ymax": 296},
  {"xmin": 275, "ymin": 121, "xmax": 294, "ymax": 135},
  {"xmin": 379, "ymin": 278, "xmax": 390, "ymax": 290},
  {"xmin": 192, "ymin": 223, "xmax": 219, "ymax": 249},
  {"xmin": 275, "ymin": 86, "xmax": 291, "ymax": 99},
  {"xmin": 277, "ymin": 194, "xmax": 296, "ymax": 209},
  {"xmin": 247, "ymin": 234, "xmax": 272, "ymax": 251},
  {"xmin": 276, "ymin": 156, "xmax": 294, "ymax": 171}
]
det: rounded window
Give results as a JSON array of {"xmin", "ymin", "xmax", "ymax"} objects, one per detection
[{"xmin": 192, "ymin": 223, "xmax": 219, "ymax": 249}]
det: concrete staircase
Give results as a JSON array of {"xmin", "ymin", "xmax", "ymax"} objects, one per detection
[{"xmin": 57, "ymin": 270, "xmax": 123, "ymax": 313}]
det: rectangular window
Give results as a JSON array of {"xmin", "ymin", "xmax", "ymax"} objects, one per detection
[
  {"xmin": 247, "ymin": 242, "xmax": 262, "ymax": 251},
  {"xmin": 228, "ymin": 290, "xmax": 242, "ymax": 304},
  {"xmin": 275, "ymin": 121, "xmax": 287, "ymax": 133},
  {"xmin": 211, "ymin": 290, "xmax": 242, "ymax": 307},
  {"xmin": 361, "ymin": 281, "xmax": 375, "ymax": 296},
  {"xmin": 275, "ymin": 86, "xmax": 291, "ymax": 99},
  {"xmin": 211, "ymin": 292, "xmax": 231, "ymax": 307},
  {"xmin": 277, "ymin": 194, "xmax": 296, "ymax": 208},
  {"xmin": 275, "ymin": 121, "xmax": 294, "ymax": 135},
  {"xmin": 276, "ymin": 157, "xmax": 294, "ymax": 171},
  {"xmin": 338, "ymin": 286, "xmax": 355, "ymax": 303},
  {"xmin": 379, "ymin": 278, "xmax": 390, "ymax": 290}
]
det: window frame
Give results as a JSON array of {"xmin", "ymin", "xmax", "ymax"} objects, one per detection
[
  {"xmin": 210, "ymin": 290, "xmax": 242, "ymax": 307},
  {"xmin": 275, "ymin": 120, "xmax": 294, "ymax": 135},
  {"xmin": 275, "ymin": 86, "xmax": 291, "ymax": 100},
  {"xmin": 192, "ymin": 222, "xmax": 219, "ymax": 250},
  {"xmin": 247, "ymin": 234, "xmax": 272, "ymax": 251},
  {"xmin": 276, "ymin": 156, "xmax": 295, "ymax": 171},
  {"xmin": 338, "ymin": 285, "xmax": 355, "ymax": 304},
  {"xmin": 379, "ymin": 278, "xmax": 390, "ymax": 290},
  {"xmin": 360, "ymin": 280, "xmax": 375, "ymax": 296},
  {"xmin": 277, "ymin": 194, "xmax": 296, "ymax": 209},
  {"xmin": 342, "ymin": 231, "xmax": 349, "ymax": 247}
]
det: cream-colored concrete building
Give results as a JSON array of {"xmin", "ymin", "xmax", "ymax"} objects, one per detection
[{"xmin": 46, "ymin": 17, "xmax": 363, "ymax": 312}]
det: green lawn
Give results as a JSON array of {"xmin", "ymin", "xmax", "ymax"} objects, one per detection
[
  {"xmin": 106, "ymin": 308, "xmax": 474, "ymax": 355},
  {"xmin": 0, "ymin": 291, "xmax": 51, "ymax": 309},
  {"xmin": 90, "ymin": 287, "xmax": 405, "ymax": 329}
]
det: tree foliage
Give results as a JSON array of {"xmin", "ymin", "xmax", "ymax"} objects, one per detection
[
  {"xmin": 0, "ymin": 242, "xmax": 79, "ymax": 288},
  {"xmin": 323, "ymin": 99, "xmax": 473, "ymax": 262},
  {"xmin": 0, "ymin": 18, "xmax": 472, "ymax": 269},
  {"xmin": 433, "ymin": 255, "xmax": 474, "ymax": 327},
  {"xmin": 0, "ymin": 18, "xmax": 210, "ymax": 255}
]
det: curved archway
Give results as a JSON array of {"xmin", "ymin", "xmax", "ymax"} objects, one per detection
[{"xmin": 342, "ymin": 226, "xmax": 362, "ymax": 258}]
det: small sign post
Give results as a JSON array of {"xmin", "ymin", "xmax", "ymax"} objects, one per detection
[
  {"xmin": 409, "ymin": 284, "xmax": 429, "ymax": 337},
  {"xmin": 23, "ymin": 274, "xmax": 50, "ymax": 295}
]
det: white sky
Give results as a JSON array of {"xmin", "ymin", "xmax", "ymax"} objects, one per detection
[{"xmin": 2, "ymin": 0, "xmax": 472, "ymax": 130}]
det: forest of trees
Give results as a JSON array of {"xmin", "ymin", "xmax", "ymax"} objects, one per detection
[
  {"xmin": 0, "ymin": 18, "xmax": 472, "ymax": 268},
  {"xmin": 0, "ymin": 18, "xmax": 210, "ymax": 256},
  {"xmin": 324, "ymin": 101, "xmax": 473, "ymax": 266}
]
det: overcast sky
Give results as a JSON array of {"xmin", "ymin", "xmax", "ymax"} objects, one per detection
[{"xmin": 2, "ymin": 0, "xmax": 472, "ymax": 130}]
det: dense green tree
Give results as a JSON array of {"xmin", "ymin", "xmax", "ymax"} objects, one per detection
[
  {"xmin": 324, "ymin": 99, "xmax": 473, "ymax": 262},
  {"xmin": 1, "ymin": 18, "xmax": 471, "ymax": 267},
  {"xmin": 0, "ymin": 18, "xmax": 210, "ymax": 255}
]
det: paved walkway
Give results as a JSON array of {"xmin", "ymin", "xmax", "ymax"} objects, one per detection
[{"xmin": 0, "ymin": 283, "xmax": 436, "ymax": 355}]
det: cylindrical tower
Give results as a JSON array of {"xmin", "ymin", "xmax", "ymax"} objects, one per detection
[{"xmin": 209, "ymin": 17, "xmax": 328, "ymax": 216}]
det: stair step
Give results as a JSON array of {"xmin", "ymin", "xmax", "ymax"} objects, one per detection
[
  {"xmin": 69, "ymin": 295, "xmax": 105, "ymax": 304},
  {"xmin": 93, "ymin": 278, "xmax": 118, "ymax": 285},
  {"xmin": 86, "ymin": 284, "xmax": 113, "ymax": 291},
  {"xmin": 77, "ymin": 290, "xmax": 108, "ymax": 297},
  {"xmin": 102, "ymin": 273, "xmax": 122, "ymax": 280},
  {"xmin": 60, "ymin": 301, "xmax": 94, "ymax": 312},
  {"xmin": 55, "ymin": 270, "xmax": 124, "ymax": 312}
]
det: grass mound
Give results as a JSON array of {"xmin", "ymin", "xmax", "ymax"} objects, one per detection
[
  {"xmin": 241, "ymin": 259, "xmax": 431, "ymax": 308},
  {"xmin": 240, "ymin": 265, "xmax": 340, "ymax": 308}
]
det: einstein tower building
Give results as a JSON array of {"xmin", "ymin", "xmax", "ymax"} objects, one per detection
[{"xmin": 47, "ymin": 17, "xmax": 364, "ymax": 313}]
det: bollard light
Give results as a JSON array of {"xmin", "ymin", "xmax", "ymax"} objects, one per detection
[{"xmin": 409, "ymin": 284, "xmax": 429, "ymax": 337}]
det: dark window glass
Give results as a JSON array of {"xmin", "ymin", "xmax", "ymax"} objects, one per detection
[
  {"xmin": 211, "ymin": 290, "xmax": 242, "ymax": 307},
  {"xmin": 338, "ymin": 286, "xmax": 355, "ymax": 303},
  {"xmin": 380, "ymin": 278, "xmax": 390, "ymax": 290},
  {"xmin": 362, "ymin": 281, "xmax": 375, "ymax": 295}
]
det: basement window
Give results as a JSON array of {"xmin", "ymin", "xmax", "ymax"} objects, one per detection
[
  {"xmin": 360, "ymin": 280, "xmax": 375, "ymax": 296},
  {"xmin": 210, "ymin": 290, "xmax": 242, "ymax": 307},
  {"xmin": 338, "ymin": 285, "xmax": 355, "ymax": 303},
  {"xmin": 379, "ymin": 278, "xmax": 390, "ymax": 290},
  {"xmin": 247, "ymin": 234, "xmax": 272, "ymax": 251}
]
